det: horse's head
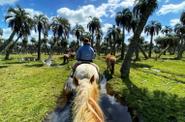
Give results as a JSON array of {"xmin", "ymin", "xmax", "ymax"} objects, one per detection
[{"xmin": 73, "ymin": 75, "xmax": 99, "ymax": 101}]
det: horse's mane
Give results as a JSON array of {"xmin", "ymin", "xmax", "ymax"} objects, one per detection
[{"xmin": 72, "ymin": 79, "xmax": 104, "ymax": 122}]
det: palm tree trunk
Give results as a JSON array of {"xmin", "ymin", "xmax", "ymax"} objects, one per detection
[
  {"xmin": 176, "ymin": 40, "xmax": 185, "ymax": 59},
  {"xmin": 148, "ymin": 35, "xmax": 153, "ymax": 58},
  {"xmin": 0, "ymin": 31, "xmax": 16, "ymax": 52},
  {"xmin": 121, "ymin": 28, "xmax": 125, "ymax": 60},
  {"xmin": 5, "ymin": 35, "xmax": 20, "ymax": 60},
  {"xmin": 120, "ymin": 39, "xmax": 137, "ymax": 78},
  {"xmin": 157, "ymin": 45, "xmax": 170, "ymax": 59},
  {"xmin": 135, "ymin": 44, "xmax": 140, "ymax": 61},
  {"xmin": 138, "ymin": 44, "xmax": 148, "ymax": 59},
  {"xmin": 37, "ymin": 30, "xmax": 41, "ymax": 60},
  {"xmin": 120, "ymin": 0, "xmax": 157, "ymax": 78}
]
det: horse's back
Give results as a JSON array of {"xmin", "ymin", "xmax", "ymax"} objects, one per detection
[{"xmin": 74, "ymin": 64, "xmax": 99, "ymax": 81}]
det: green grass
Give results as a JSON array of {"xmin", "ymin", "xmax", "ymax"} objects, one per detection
[
  {"xmin": 107, "ymin": 54, "xmax": 185, "ymax": 122},
  {"xmin": 0, "ymin": 54, "xmax": 185, "ymax": 122},
  {"xmin": 0, "ymin": 54, "xmax": 72, "ymax": 122}
]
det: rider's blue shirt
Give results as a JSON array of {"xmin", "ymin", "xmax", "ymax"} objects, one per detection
[{"xmin": 76, "ymin": 44, "xmax": 95, "ymax": 61}]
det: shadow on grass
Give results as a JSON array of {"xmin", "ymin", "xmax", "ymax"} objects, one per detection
[
  {"xmin": 24, "ymin": 63, "xmax": 44, "ymax": 67},
  {"xmin": 122, "ymin": 77, "xmax": 185, "ymax": 122},
  {"xmin": 0, "ymin": 65, "xmax": 8, "ymax": 68},
  {"xmin": 3, "ymin": 61, "xmax": 27, "ymax": 65},
  {"xmin": 131, "ymin": 63, "xmax": 152, "ymax": 69},
  {"xmin": 103, "ymin": 70, "xmax": 113, "ymax": 80}
]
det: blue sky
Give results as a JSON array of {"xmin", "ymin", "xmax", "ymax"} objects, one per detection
[{"xmin": 0, "ymin": 0, "xmax": 184, "ymax": 42}]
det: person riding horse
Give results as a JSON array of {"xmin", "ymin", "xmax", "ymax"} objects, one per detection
[{"xmin": 70, "ymin": 37, "xmax": 99, "ymax": 77}]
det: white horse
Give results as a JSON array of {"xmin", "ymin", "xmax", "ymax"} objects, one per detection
[{"xmin": 63, "ymin": 63, "xmax": 100, "ymax": 102}]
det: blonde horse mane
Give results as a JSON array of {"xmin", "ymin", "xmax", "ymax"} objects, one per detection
[{"xmin": 72, "ymin": 75, "xmax": 104, "ymax": 122}]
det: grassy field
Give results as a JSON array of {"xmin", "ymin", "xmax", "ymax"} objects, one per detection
[
  {"xmin": 107, "ymin": 54, "xmax": 185, "ymax": 122},
  {"xmin": 0, "ymin": 54, "xmax": 72, "ymax": 122},
  {"xmin": 0, "ymin": 54, "xmax": 185, "ymax": 122}
]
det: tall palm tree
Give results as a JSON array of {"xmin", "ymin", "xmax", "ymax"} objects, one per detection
[
  {"xmin": 4, "ymin": 6, "xmax": 33, "ymax": 60},
  {"xmin": 121, "ymin": 0, "xmax": 158, "ymax": 78},
  {"xmin": 161, "ymin": 26, "xmax": 172, "ymax": 36},
  {"xmin": 87, "ymin": 17, "xmax": 101, "ymax": 47},
  {"xmin": 72, "ymin": 24, "xmax": 84, "ymax": 47},
  {"xmin": 107, "ymin": 25, "xmax": 121, "ymax": 55},
  {"xmin": 51, "ymin": 16, "xmax": 70, "ymax": 46},
  {"xmin": 115, "ymin": 8, "xmax": 132, "ymax": 59},
  {"xmin": 34, "ymin": 14, "xmax": 49, "ymax": 60},
  {"xmin": 50, "ymin": 16, "xmax": 70, "ymax": 56},
  {"xmin": 144, "ymin": 20, "xmax": 161, "ymax": 58}
]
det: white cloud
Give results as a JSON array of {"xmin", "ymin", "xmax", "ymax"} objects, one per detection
[
  {"xmin": 157, "ymin": 1, "xmax": 185, "ymax": 15},
  {"xmin": 57, "ymin": 0, "xmax": 134, "ymax": 34},
  {"xmin": 25, "ymin": 8, "xmax": 43, "ymax": 18},
  {"xmin": 170, "ymin": 18, "xmax": 180, "ymax": 26},
  {"xmin": 2, "ymin": 28, "xmax": 11, "ymax": 39},
  {"xmin": 102, "ymin": 23, "xmax": 112, "ymax": 35},
  {"xmin": 0, "ymin": 0, "xmax": 18, "ymax": 5},
  {"xmin": 57, "ymin": 5, "xmax": 105, "ymax": 29}
]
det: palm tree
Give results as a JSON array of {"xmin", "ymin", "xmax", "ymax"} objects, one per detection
[
  {"xmin": 115, "ymin": 8, "xmax": 132, "ymax": 59},
  {"xmin": 51, "ymin": 16, "xmax": 70, "ymax": 46},
  {"xmin": 174, "ymin": 23, "xmax": 185, "ymax": 59},
  {"xmin": 107, "ymin": 25, "xmax": 121, "ymax": 55},
  {"xmin": 144, "ymin": 20, "xmax": 161, "ymax": 58},
  {"xmin": 121, "ymin": 0, "xmax": 158, "ymax": 78},
  {"xmin": 4, "ymin": 6, "xmax": 33, "ymax": 60},
  {"xmin": 34, "ymin": 14, "xmax": 49, "ymax": 60},
  {"xmin": 72, "ymin": 24, "xmax": 84, "ymax": 47},
  {"xmin": 161, "ymin": 26, "xmax": 172, "ymax": 36},
  {"xmin": 50, "ymin": 16, "xmax": 70, "ymax": 57},
  {"xmin": 155, "ymin": 35, "xmax": 179, "ymax": 58},
  {"xmin": 87, "ymin": 17, "xmax": 101, "ymax": 47}
]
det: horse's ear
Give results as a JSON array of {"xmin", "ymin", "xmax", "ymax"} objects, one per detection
[
  {"xmin": 74, "ymin": 77, "xmax": 79, "ymax": 86},
  {"xmin": 90, "ymin": 75, "xmax": 95, "ymax": 84}
]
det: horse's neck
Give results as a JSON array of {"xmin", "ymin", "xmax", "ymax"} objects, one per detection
[{"xmin": 73, "ymin": 85, "xmax": 104, "ymax": 122}]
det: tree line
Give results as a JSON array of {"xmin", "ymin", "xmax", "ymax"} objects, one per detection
[{"xmin": 0, "ymin": 0, "xmax": 185, "ymax": 78}]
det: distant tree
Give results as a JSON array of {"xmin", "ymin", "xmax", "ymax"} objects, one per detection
[
  {"xmin": 155, "ymin": 35, "xmax": 179, "ymax": 58},
  {"xmin": 144, "ymin": 20, "xmax": 161, "ymax": 58},
  {"xmin": 51, "ymin": 16, "xmax": 70, "ymax": 52},
  {"xmin": 87, "ymin": 17, "xmax": 101, "ymax": 47},
  {"xmin": 34, "ymin": 14, "xmax": 49, "ymax": 60},
  {"xmin": 72, "ymin": 24, "xmax": 84, "ymax": 47},
  {"xmin": 161, "ymin": 26, "xmax": 172, "ymax": 36},
  {"xmin": 107, "ymin": 25, "xmax": 121, "ymax": 55}
]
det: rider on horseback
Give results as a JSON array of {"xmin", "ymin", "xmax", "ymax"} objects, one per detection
[{"xmin": 70, "ymin": 37, "xmax": 99, "ymax": 78}]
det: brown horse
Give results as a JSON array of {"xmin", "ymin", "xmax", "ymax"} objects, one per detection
[
  {"xmin": 106, "ymin": 54, "xmax": 116, "ymax": 75},
  {"xmin": 63, "ymin": 52, "xmax": 75, "ymax": 64}
]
